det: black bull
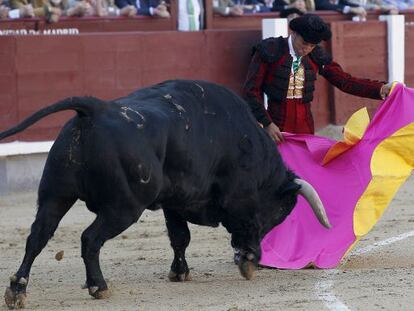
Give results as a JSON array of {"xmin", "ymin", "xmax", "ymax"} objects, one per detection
[{"xmin": 2, "ymin": 80, "xmax": 330, "ymax": 309}]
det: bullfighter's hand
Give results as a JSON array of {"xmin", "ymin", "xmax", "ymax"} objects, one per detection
[
  {"xmin": 266, "ymin": 123, "xmax": 284, "ymax": 143},
  {"xmin": 380, "ymin": 82, "xmax": 395, "ymax": 99}
]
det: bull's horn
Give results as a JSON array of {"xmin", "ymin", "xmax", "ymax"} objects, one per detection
[{"xmin": 294, "ymin": 179, "xmax": 332, "ymax": 229}]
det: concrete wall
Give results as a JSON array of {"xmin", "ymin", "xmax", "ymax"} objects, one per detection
[{"xmin": 0, "ymin": 154, "xmax": 46, "ymax": 195}]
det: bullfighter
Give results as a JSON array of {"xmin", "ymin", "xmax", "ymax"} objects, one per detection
[{"xmin": 242, "ymin": 14, "xmax": 393, "ymax": 143}]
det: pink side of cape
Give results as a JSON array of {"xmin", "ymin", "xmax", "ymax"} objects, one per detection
[{"xmin": 260, "ymin": 84, "xmax": 414, "ymax": 269}]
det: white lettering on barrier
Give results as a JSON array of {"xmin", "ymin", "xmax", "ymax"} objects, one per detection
[{"xmin": 0, "ymin": 28, "xmax": 80, "ymax": 36}]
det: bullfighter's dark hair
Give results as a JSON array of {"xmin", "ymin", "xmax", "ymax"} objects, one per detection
[{"xmin": 289, "ymin": 14, "xmax": 332, "ymax": 44}]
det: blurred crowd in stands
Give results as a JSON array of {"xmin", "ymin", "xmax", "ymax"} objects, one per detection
[
  {"xmin": 0, "ymin": 0, "xmax": 413, "ymax": 29},
  {"xmin": 0, "ymin": 0, "xmax": 170, "ymax": 22},
  {"xmin": 213, "ymin": 0, "xmax": 413, "ymax": 20}
]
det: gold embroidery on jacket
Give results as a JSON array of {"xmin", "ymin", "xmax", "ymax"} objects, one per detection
[{"xmin": 287, "ymin": 65, "xmax": 305, "ymax": 99}]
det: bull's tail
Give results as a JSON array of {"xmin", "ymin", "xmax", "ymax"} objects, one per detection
[{"xmin": 0, "ymin": 96, "xmax": 107, "ymax": 141}]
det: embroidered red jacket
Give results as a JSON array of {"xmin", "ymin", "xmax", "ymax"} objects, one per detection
[{"xmin": 242, "ymin": 36, "xmax": 385, "ymax": 133}]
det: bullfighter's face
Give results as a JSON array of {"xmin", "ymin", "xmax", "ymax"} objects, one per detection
[{"xmin": 292, "ymin": 32, "xmax": 317, "ymax": 57}]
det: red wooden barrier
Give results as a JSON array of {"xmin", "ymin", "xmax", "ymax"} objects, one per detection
[
  {"xmin": 330, "ymin": 21, "xmax": 388, "ymax": 124},
  {"xmin": 0, "ymin": 30, "xmax": 261, "ymax": 141},
  {"xmin": 0, "ymin": 18, "xmax": 413, "ymax": 142},
  {"xmin": 0, "ymin": 37, "xmax": 18, "ymax": 133},
  {"xmin": 406, "ymin": 22, "xmax": 414, "ymax": 87}
]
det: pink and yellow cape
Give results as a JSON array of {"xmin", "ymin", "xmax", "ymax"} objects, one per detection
[{"xmin": 260, "ymin": 83, "xmax": 414, "ymax": 269}]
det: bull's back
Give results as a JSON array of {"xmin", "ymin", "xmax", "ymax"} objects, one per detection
[
  {"xmin": 117, "ymin": 80, "xmax": 264, "ymax": 145},
  {"xmin": 45, "ymin": 80, "xmax": 278, "ymax": 210},
  {"xmin": 120, "ymin": 80, "xmax": 253, "ymax": 119},
  {"xmin": 113, "ymin": 80, "xmax": 276, "ymax": 173},
  {"xmin": 116, "ymin": 80, "xmax": 278, "ymax": 204}
]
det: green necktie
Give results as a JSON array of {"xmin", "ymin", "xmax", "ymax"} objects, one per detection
[
  {"xmin": 292, "ymin": 56, "xmax": 302, "ymax": 74},
  {"xmin": 187, "ymin": 0, "xmax": 196, "ymax": 31}
]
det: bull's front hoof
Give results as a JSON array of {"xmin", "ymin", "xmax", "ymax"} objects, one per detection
[
  {"xmin": 168, "ymin": 270, "xmax": 191, "ymax": 282},
  {"xmin": 88, "ymin": 286, "xmax": 111, "ymax": 299},
  {"xmin": 4, "ymin": 287, "xmax": 27, "ymax": 310},
  {"xmin": 238, "ymin": 258, "xmax": 256, "ymax": 280}
]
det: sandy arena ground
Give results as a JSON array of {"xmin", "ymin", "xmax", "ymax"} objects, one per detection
[{"xmin": 1, "ymin": 174, "xmax": 413, "ymax": 310}]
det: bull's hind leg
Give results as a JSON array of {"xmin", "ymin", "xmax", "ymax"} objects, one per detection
[
  {"xmin": 5, "ymin": 196, "xmax": 76, "ymax": 309},
  {"xmin": 163, "ymin": 209, "xmax": 191, "ymax": 282},
  {"xmin": 81, "ymin": 210, "xmax": 139, "ymax": 299}
]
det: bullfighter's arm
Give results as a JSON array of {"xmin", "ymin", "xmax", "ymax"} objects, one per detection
[
  {"xmin": 242, "ymin": 52, "xmax": 273, "ymax": 127},
  {"xmin": 320, "ymin": 61, "xmax": 385, "ymax": 100}
]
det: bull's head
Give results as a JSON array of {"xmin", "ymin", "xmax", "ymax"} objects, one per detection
[
  {"xmin": 259, "ymin": 173, "xmax": 331, "ymax": 241},
  {"xmin": 236, "ymin": 174, "xmax": 331, "ymax": 280}
]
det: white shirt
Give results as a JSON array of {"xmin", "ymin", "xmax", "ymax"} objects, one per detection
[{"xmin": 288, "ymin": 35, "xmax": 300, "ymax": 73}]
